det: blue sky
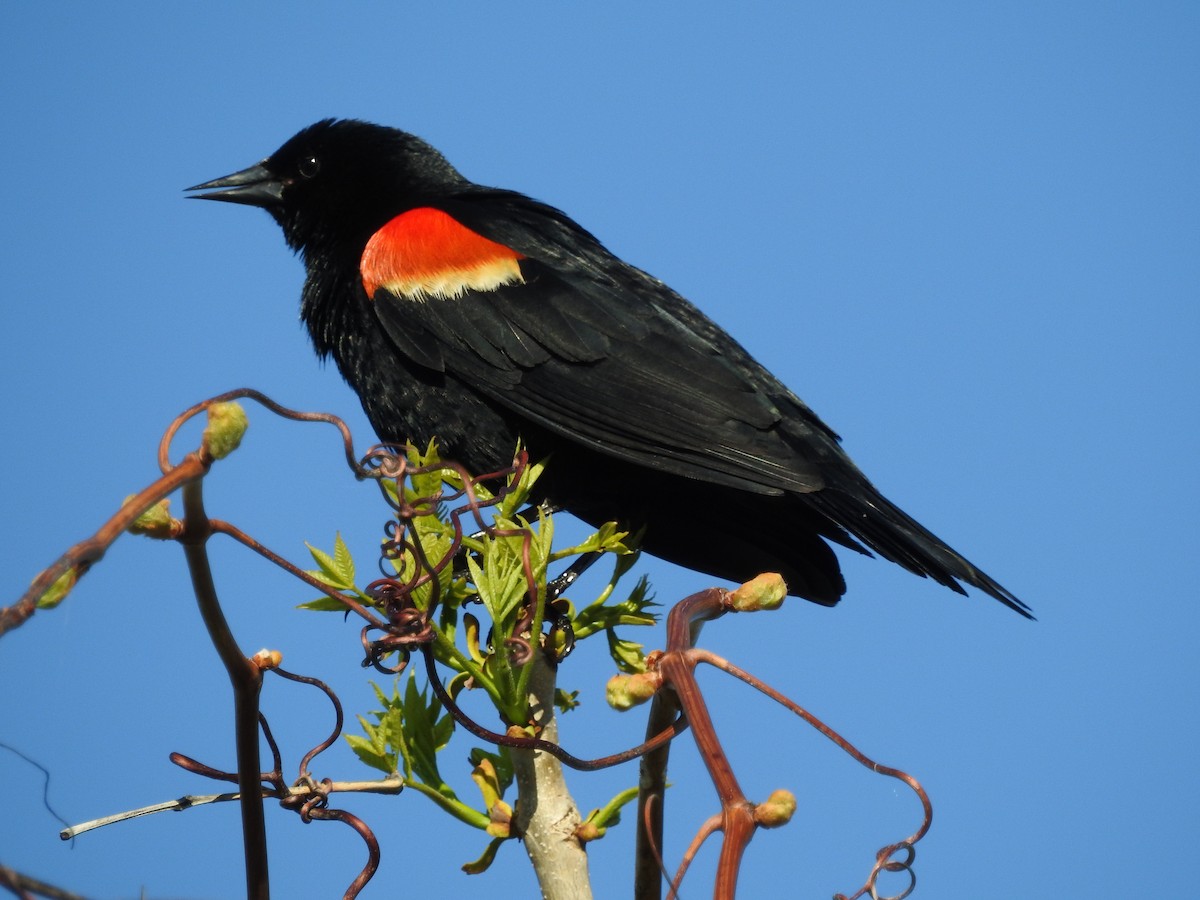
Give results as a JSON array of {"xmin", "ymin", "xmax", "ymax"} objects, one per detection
[{"xmin": 1, "ymin": 3, "xmax": 1196, "ymax": 897}]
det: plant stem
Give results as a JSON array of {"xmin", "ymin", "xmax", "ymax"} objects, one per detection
[{"xmin": 511, "ymin": 654, "xmax": 591, "ymax": 900}]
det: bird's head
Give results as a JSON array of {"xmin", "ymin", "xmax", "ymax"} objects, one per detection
[{"xmin": 187, "ymin": 119, "xmax": 467, "ymax": 256}]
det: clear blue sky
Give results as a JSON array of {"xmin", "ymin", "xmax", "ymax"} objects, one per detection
[{"xmin": 2, "ymin": 3, "xmax": 1196, "ymax": 898}]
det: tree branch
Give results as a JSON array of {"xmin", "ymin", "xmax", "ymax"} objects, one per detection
[
  {"xmin": 511, "ymin": 654, "xmax": 591, "ymax": 900},
  {"xmin": 60, "ymin": 776, "xmax": 403, "ymax": 840},
  {"xmin": 177, "ymin": 477, "xmax": 269, "ymax": 900}
]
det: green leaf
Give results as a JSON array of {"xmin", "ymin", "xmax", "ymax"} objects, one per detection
[
  {"xmin": 304, "ymin": 532, "xmax": 356, "ymax": 591},
  {"xmin": 495, "ymin": 452, "xmax": 544, "ymax": 519},
  {"xmin": 462, "ymin": 837, "xmax": 507, "ymax": 875},
  {"xmin": 402, "ymin": 439, "xmax": 471, "ymax": 520},
  {"xmin": 467, "ymin": 539, "xmax": 529, "ymax": 630},
  {"xmin": 296, "ymin": 595, "xmax": 356, "ymax": 612},
  {"xmin": 582, "ymin": 785, "xmax": 641, "ymax": 839},
  {"xmin": 607, "ymin": 630, "xmax": 648, "ymax": 674},
  {"xmin": 573, "ymin": 575, "xmax": 659, "ymax": 641},
  {"xmin": 401, "ymin": 674, "xmax": 456, "ymax": 798},
  {"xmin": 468, "ymin": 746, "xmax": 515, "ymax": 798},
  {"xmin": 549, "ymin": 519, "xmax": 634, "ymax": 562},
  {"xmin": 346, "ymin": 708, "xmax": 401, "ymax": 775},
  {"xmin": 470, "ymin": 756, "xmax": 505, "ymax": 810},
  {"xmin": 345, "ymin": 729, "xmax": 398, "ymax": 775},
  {"xmin": 333, "ymin": 532, "xmax": 355, "ymax": 583},
  {"xmin": 303, "ymin": 445, "xmax": 672, "ymax": 851}
]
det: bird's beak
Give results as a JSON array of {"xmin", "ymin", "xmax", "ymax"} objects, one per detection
[{"xmin": 186, "ymin": 162, "xmax": 284, "ymax": 207}]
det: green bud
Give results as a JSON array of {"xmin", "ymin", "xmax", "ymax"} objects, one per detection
[
  {"xmin": 605, "ymin": 671, "xmax": 660, "ymax": 711},
  {"xmin": 126, "ymin": 497, "xmax": 177, "ymax": 538},
  {"xmin": 729, "ymin": 572, "xmax": 787, "ymax": 612},
  {"xmin": 575, "ymin": 821, "xmax": 604, "ymax": 843},
  {"xmin": 754, "ymin": 789, "xmax": 797, "ymax": 828},
  {"xmin": 36, "ymin": 566, "xmax": 78, "ymax": 609},
  {"xmin": 202, "ymin": 401, "xmax": 248, "ymax": 460}
]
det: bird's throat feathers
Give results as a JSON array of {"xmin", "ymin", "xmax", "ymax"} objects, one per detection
[{"xmin": 360, "ymin": 207, "xmax": 524, "ymax": 301}]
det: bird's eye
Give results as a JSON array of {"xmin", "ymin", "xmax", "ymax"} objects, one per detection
[{"xmin": 297, "ymin": 155, "xmax": 321, "ymax": 178}]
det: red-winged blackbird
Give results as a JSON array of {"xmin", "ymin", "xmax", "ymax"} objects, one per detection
[{"xmin": 189, "ymin": 119, "xmax": 1030, "ymax": 617}]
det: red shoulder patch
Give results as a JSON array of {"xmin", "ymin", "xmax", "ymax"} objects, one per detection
[{"xmin": 360, "ymin": 207, "xmax": 525, "ymax": 301}]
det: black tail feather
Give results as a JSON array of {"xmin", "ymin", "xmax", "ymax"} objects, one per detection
[{"xmin": 807, "ymin": 484, "xmax": 1034, "ymax": 619}]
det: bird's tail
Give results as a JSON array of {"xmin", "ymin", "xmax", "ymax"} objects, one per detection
[{"xmin": 807, "ymin": 479, "xmax": 1034, "ymax": 619}]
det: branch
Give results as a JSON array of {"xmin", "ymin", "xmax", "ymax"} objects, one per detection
[
  {"xmin": 633, "ymin": 686, "xmax": 680, "ymax": 900},
  {"xmin": 177, "ymin": 476, "xmax": 269, "ymax": 900},
  {"xmin": 627, "ymin": 576, "xmax": 790, "ymax": 899},
  {"xmin": 0, "ymin": 866, "xmax": 89, "ymax": 900},
  {"xmin": 510, "ymin": 653, "xmax": 591, "ymax": 900},
  {"xmin": 690, "ymin": 649, "xmax": 930, "ymax": 900},
  {"xmin": 0, "ymin": 453, "xmax": 209, "ymax": 636},
  {"xmin": 60, "ymin": 777, "xmax": 404, "ymax": 840}
]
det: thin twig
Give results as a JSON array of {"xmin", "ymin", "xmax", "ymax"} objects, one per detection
[
  {"xmin": 60, "ymin": 777, "xmax": 404, "ymax": 840},
  {"xmin": 690, "ymin": 648, "xmax": 930, "ymax": 900},
  {"xmin": 0, "ymin": 454, "xmax": 208, "ymax": 636},
  {"xmin": 0, "ymin": 866, "xmax": 88, "ymax": 900},
  {"xmin": 304, "ymin": 806, "xmax": 381, "ymax": 898},
  {"xmin": 667, "ymin": 813, "xmax": 722, "ymax": 900},
  {"xmin": 157, "ymin": 389, "xmax": 364, "ymax": 477},
  {"xmin": 209, "ymin": 520, "xmax": 385, "ymax": 626}
]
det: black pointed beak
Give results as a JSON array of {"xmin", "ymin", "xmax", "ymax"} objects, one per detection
[{"xmin": 186, "ymin": 162, "xmax": 284, "ymax": 207}]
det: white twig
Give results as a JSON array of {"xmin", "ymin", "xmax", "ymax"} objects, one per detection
[{"xmin": 60, "ymin": 775, "xmax": 404, "ymax": 840}]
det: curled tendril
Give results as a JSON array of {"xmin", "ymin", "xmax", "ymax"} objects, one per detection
[
  {"xmin": 833, "ymin": 841, "xmax": 917, "ymax": 900},
  {"xmin": 358, "ymin": 445, "xmax": 411, "ymax": 480},
  {"xmin": 363, "ymin": 642, "xmax": 411, "ymax": 676},
  {"xmin": 363, "ymin": 581, "xmax": 434, "ymax": 644},
  {"xmin": 298, "ymin": 782, "xmax": 333, "ymax": 823},
  {"xmin": 869, "ymin": 842, "xmax": 916, "ymax": 900},
  {"xmin": 352, "ymin": 445, "xmax": 543, "ymax": 676}
]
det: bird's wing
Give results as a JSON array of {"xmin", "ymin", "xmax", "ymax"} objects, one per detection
[
  {"xmin": 361, "ymin": 193, "xmax": 1033, "ymax": 617},
  {"xmin": 363, "ymin": 193, "xmax": 836, "ymax": 495}
]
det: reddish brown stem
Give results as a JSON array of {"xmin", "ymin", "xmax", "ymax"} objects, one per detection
[
  {"xmin": 158, "ymin": 388, "xmax": 362, "ymax": 477},
  {"xmin": 178, "ymin": 478, "xmax": 269, "ymax": 900},
  {"xmin": 1, "ymin": 453, "xmax": 209, "ymax": 636},
  {"xmin": 209, "ymin": 519, "xmax": 385, "ymax": 626}
]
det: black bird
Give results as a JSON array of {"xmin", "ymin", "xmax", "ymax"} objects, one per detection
[{"xmin": 189, "ymin": 119, "xmax": 1030, "ymax": 617}]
